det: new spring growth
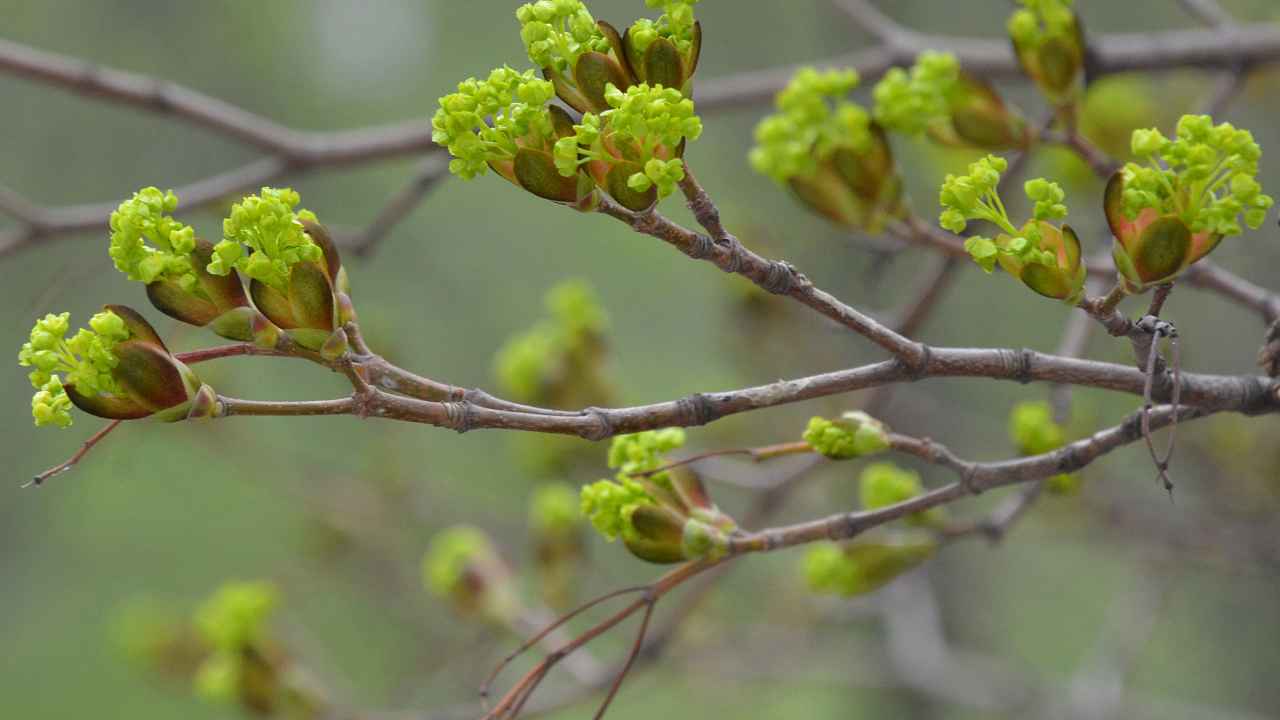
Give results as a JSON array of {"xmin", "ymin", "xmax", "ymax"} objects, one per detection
[
  {"xmin": 554, "ymin": 83, "xmax": 702, "ymax": 208},
  {"xmin": 424, "ymin": 525, "xmax": 519, "ymax": 623},
  {"xmin": 206, "ymin": 188, "xmax": 348, "ymax": 353},
  {"xmin": 581, "ymin": 430, "xmax": 737, "ymax": 564},
  {"xmin": 803, "ymin": 533, "xmax": 937, "ymax": 597},
  {"xmin": 517, "ymin": 0, "xmax": 702, "ymax": 115},
  {"xmin": 1106, "ymin": 115, "xmax": 1274, "ymax": 291},
  {"xmin": 874, "ymin": 51, "xmax": 1028, "ymax": 150},
  {"xmin": 111, "ymin": 188, "xmax": 275, "ymax": 346},
  {"xmin": 109, "ymin": 187, "xmax": 198, "ymax": 289},
  {"xmin": 18, "ymin": 306, "xmax": 214, "ymax": 427},
  {"xmin": 495, "ymin": 280, "xmax": 611, "ymax": 405},
  {"xmin": 861, "ymin": 462, "xmax": 946, "ymax": 526},
  {"xmin": 941, "ymin": 155, "xmax": 1085, "ymax": 302},
  {"xmin": 1009, "ymin": 401, "xmax": 1078, "ymax": 493},
  {"xmin": 750, "ymin": 68, "xmax": 901, "ymax": 231},
  {"xmin": 802, "ymin": 411, "xmax": 890, "ymax": 460},
  {"xmin": 1008, "ymin": 0, "xmax": 1084, "ymax": 104},
  {"xmin": 192, "ymin": 581, "xmax": 278, "ymax": 705},
  {"xmin": 529, "ymin": 482, "xmax": 585, "ymax": 610}
]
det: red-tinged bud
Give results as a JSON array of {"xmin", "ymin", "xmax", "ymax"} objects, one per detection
[
  {"xmin": 930, "ymin": 73, "xmax": 1031, "ymax": 151},
  {"xmin": 64, "ymin": 305, "xmax": 214, "ymax": 422},
  {"xmin": 995, "ymin": 222, "xmax": 1086, "ymax": 302},
  {"xmin": 1104, "ymin": 171, "xmax": 1220, "ymax": 291},
  {"xmin": 318, "ymin": 328, "xmax": 349, "ymax": 362},
  {"xmin": 787, "ymin": 123, "xmax": 903, "ymax": 233},
  {"xmin": 144, "ymin": 240, "xmax": 254, "ymax": 341},
  {"xmin": 1010, "ymin": 13, "xmax": 1086, "ymax": 105},
  {"xmin": 249, "ymin": 260, "xmax": 336, "ymax": 351}
]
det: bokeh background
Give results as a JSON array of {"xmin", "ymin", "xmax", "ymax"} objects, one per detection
[{"xmin": 3, "ymin": 1, "xmax": 1280, "ymax": 718}]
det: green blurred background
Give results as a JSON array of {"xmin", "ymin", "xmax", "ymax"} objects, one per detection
[{"xmin": 2, "ymin": 1, "xmax": 1279, "ymax": 718}]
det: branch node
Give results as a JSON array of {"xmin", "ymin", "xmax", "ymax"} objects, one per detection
[
  {"xmin": 676, "ymin": 393, "xmax": 718, "ymax": 427},
  {"xmin": 688, "ymin": 232, "xmax": 715, "ymax": 260},
  {"xmin": 444, "ymin": 401, "xmax": 475, "ymax": 434},
  {"xmin": 761, "ymin": 260, "xmax": 797, "ymax": 295},
  {"xmin": 579, "ymin": 406, "xmax": 615, "ymax": 442},
  {"xmin": 719, "ymin": 234, "xmax": 746, "ymax": 274},
  {"xmin": 903, "ymin": 343, "xmax": 933, "ymax": 381}
]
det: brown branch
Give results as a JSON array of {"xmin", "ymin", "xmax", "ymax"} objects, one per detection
[{"xmin": 728, "ymin": 405, "xmax": 1212, "ymax": 554}]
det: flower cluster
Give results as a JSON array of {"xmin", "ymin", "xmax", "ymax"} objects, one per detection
[
  {"xmin": 803, "ymin": 534, "xmax": 937, "ymax": 597},
  {"xmin": 441, "ymin": 1, "xmax": 704, "ymax": 210},
  {"xmin": 108, "ymin": 187, "xmax": 198, "ymax": 289},
  {"xmin": 1106, "ymin": 116, "xmax": 1273, "ymax": 289},
  {"xmin": 749, "ymin": 68, "xmax": 900, "ymax": 231},
  {"xmin": 802, "ymin": 411, "xmax": 890, "ymax": 460},
  {"xmin": 431, "ymin": 67, "xmax": 561, "ymax": 181},
  {"xmin": 108, "ymin": 189, "xmax": 275, "ymax": 345},
  {"xmin": 1009, "ymin": 401, "xmax": 1078, "ymax": 493},
  {"xmin": 19, "ymin": 311, "xmax": 126, "ymax": 427},
  {"xmin": 941, "ymin": 155, "xmax": 1085, "ymax": 302},
  {"xmin": 1007, "ymin": 0, "xmax": 1084, "ymax": 103},
  {"xmin": 581, "ymin": 429, "xmax": 736, "ymax": 563},
  {"xmin": 872, "ymin": 51, "xmax": 957, "ymax": 136},
  {"xmin": 208, "ymin": 187, "xmax": 321, "ymax": 293},
  {"xmin": 874, "ymin": 51, "xmax": 1028, "ymax": 150},
  {"xmin": 18, "ymin": 305, "xmax": 216, "ymax": 428},
  {"xmin": 494, "ymin": 280, "xmax": 612, "ymax": 406},
  {"xmin": 516, "ymin": 0, "xmax": 610, "ymax": 75},
  {"xmin": 554, "ymin": 83, "xmax": 702, "ymax": 205}
]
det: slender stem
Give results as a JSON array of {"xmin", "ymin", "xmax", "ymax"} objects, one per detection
[{"xmin": 25, "ymin": 419, "xmax": 122, "ymax": 487}]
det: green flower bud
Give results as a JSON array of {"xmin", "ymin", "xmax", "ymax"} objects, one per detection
[
  {"xmin": 802, "ymin": 411, "xmax": 890, "ymax": 460},
  {"xmin": 109, "ymin": 187, "xmax": 198, "ymax": 289},
  {"xmin": 1008, "ymin": 0, "xmax": 1084, "ymax": 104},
  {"xmin": 195, "ymin": 581, "xmax": 278, "ymax": 652},
  {"xmin": 804, "ymin": 533, "xmax": 938, "ymax": 597},
  {"xmin": 1009, "ymin": 401, "xmax": 1078, "ymax": 493},
  {"xmin": 423, "ymin": 525, "xmax": 518, "ymax": 622},
  {"xmin": 860, "ymin": 462, "xmax": 945, "ymax": 526}
]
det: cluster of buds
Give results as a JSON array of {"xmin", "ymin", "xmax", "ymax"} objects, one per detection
[
  {"xmin": 750, "ymin": 68, "xmax": 901, "ymax": 232},
  {"xmin": 1009, "ymin": 401, "xmax": 1078, "ymax": 493},
  {"xmin": 528, "ymin": 483, "xmax": 586, "ymax": 609},
  {"xmin": 941, "ymin": 155, "xmax": 1086, "ymax": 303},
  {"xmin": 423, "ymin": 525, "xmax": 520, "ymax": 624},
  {"xmin": 580, "ymin": 429, "xmax": 738, "ymax": 564},
  {"xmin": 802, "ymin": 411, "xmax": 890, "ymax": 460},
  {"xmin": 208, "ymin": 188, "xmax": 353, "ymax": 356},
  {"xmin": 518, "ymin": 0, "xmax": 701, "ymax": 113},
  {"xmin": 873, "ymin": 51, "xmax": 1030, "ymax": 151},
  {"xmin": 18, "ymin": 306, "xmax": 216, "ymax": 427},
  {"xmin": 1007, "ymin": 0, "xmax": 1085, "ymax": 106},
  {"xmin": 110, "ymin": 188, "xmax": 274, "ymax": 347},
  {"xmin": 860, "ymin": 462, "xmax": 946, "ymax": 527},
  {"xmin": 1106, "ymin": 115, "xmax": 1273, "ymax": 292},
  {"xmin": 433, "ymin": 0, "xmax": 705, "ymax": 211},
  {"xmin": 191, "ymin": 582, "xmax": 321, "ymax": 716}
]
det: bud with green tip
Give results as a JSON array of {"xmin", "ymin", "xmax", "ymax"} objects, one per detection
[
  {"xmin": 941, "ymin": 158, "xmax": 1085, "ymax": 303},
  {"xmin": 208, "ymin": 188, "xmax": 349, "ymax": 352},
  {"xmin": 804, "ymin": 532, "xmax": 937, "ymax": 597},
  {"xmin": 529, "ymin": 482, "xmax": 586, "ymax": 609},
  {"xmin": 874, "ymin": 51, "xmax": 1031, "ymax": 151},
  {"xmin": 192, "ymin": 581, "xmax": 285, "ymax": 714},
  {"xmin": 110, "ymin": 187, "xmax": 279, "ymax": 346},
  {"xmin": 1009, "ymin": 401, "xmax": 1078, "ymax": 493},
  {"xmin": 802, "ymin": 411, "xmax": 890, "ymax": 460},
  {"xmin": 1106, "ymin": 115, "xmax": 1273, "ymax": 292},
  {"xmin": 516, "ymin": 0, "xmax": 702, "ymax": 115},
  {"xmin": 860, "ymin": 462, "xmax": 945, "ymax": 526},
  {"xmin": 423, "ymin": 525, "xmax": 520, "ymax": 623},
  {"xmin": 581, "ymin": 430, "xmax": 737, "ymax": 564},
  {"xmin": 434, "ymin": 66, "xmax": 599, "ymax": 209},
  {"xmin": 554, "ymin": 83, "xmax": 702, "ymax": 210},
  {"xmin": 1007, "ymin": 0, "xmax": 1085, "ymax": 106},
  {"xmin": 18, "ymin": 306, "xmax": 215, "ymax": 427},
  {"xmin": 751, "ymin": 68, "xmax": 902, "ymax": 232}
]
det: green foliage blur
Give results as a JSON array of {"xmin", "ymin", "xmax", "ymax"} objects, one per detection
[{"xmin": 2, "ymin": 1, "xmax": 1280, "ymax": 718}]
